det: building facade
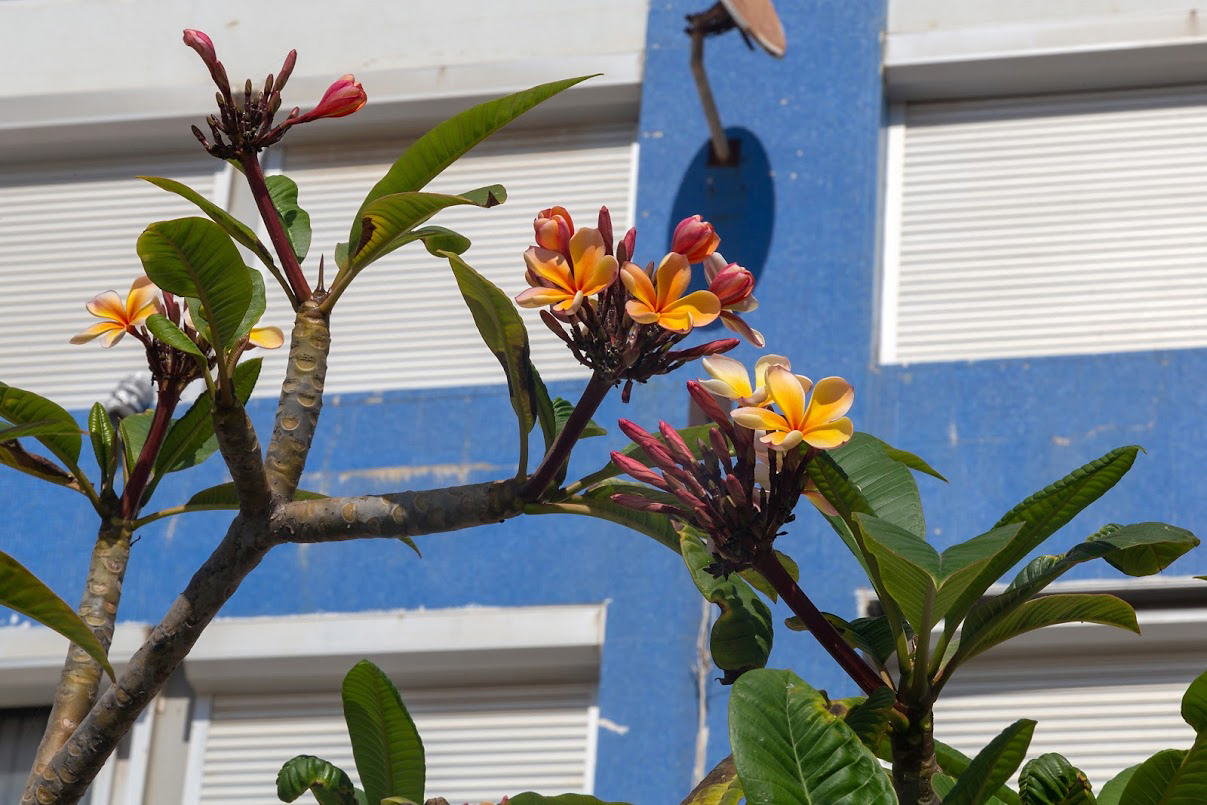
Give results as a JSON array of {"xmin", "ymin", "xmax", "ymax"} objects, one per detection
[{"xmin": 2, "ymin": 0, "xmax": 1207, "ymax": 801}]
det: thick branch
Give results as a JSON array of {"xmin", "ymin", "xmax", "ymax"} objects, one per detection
[
  {"xmin": 891, "ymin": 705, "xmax": 939, "ymax": 805},
  {"xmin": 23, "ymin": 519, "xmax": 131, "ymax": 800},
  {"xmin": 265, "ymin": 300, "xmax": 329, "ymax": 502},
  {"xmin": 26, "ymin": 515, "xmax": 272, "ymax": 805},
  {"xmin": 274, "ymin": 479, "xmax": 524, "ymax": 543},
  {"xmin": 212, "ymin": 398, "xmax": 270, "ymax": 519}
]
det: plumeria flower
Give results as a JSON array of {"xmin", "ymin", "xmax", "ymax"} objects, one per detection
[
  {"xmin": 534, "ymin": 206, "xmax": 574, "ymax": 255},
  {"xmin": 515, "ymin": 227, "xmax": 618, "ymax": 315},
  {"xmin": 732, "ymin": 366, "xmax": 854, "ymax": 451},
  {"xmin": 70, "ymin": 277, "xmax": 163, "ymax": 348},
  {"xmin": 699, "ymin": 354, "xmax": 796, "ymax": 406},
  {"xmin": 671, "ymin": 214, "xmax": 720, "ymax": 262},
  {"xmin": 705, "ymin": 252, "xmax": 763, "ymax": 347},
  {"xmin": 621, "ymin": 253, "xmax": 720, "ymax": 334}
]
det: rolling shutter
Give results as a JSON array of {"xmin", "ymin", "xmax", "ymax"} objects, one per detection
[
  {"xmin": 190, "ymin": 682, "xmax": 596, "ymax": 804},
  {"xmin": 932, "ymin": 648, "xmax": 1202, "ymax": 790},
  {"xmin": 0, "ymin": 154, "xmax": 220, "ymax": 410},
  {"xmin": 277, "ymin": 123, "xmax": 635, "ymax": 394},
  {"xmin": 884, "ymin": 84, "xmax": 1207, "ymax": 364}
]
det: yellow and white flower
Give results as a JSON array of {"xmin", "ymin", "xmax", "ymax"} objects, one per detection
[
  {"xmin": 70, "ymin": 276, "xmax": 162, "ymax": 348},
  {"xmin": 732, "ymin": 366, "xmax": 854, "ymax": 451}
]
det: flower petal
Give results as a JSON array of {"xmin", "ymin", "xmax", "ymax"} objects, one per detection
[
  {"xmin": 667, "ymin": 290, "xmax": 720, "ymax": 326},
  {"xmin": 766, "ymin": 366, "xmax": 807, "ymax": 429},
  {"xmin": 125, "ymin": 276, "xmax": 161, "ymax": 322},
  {"xmin": 99, "ymin": 326, "xmax": 127, "ymax": 348},
  {"xmin": 524, "ymin": 247, "xmax": 574, "ymax": 292},
  {"xmin": 569, "ymin": 227, "xmax": 606, "ymax": 287},
  {"xmin": 765, "ymin": 429, "xmax": 804, "ymax": 451},
  {"xmin": 620, "ymin": 262, "xmax": 657, "ymax": 309},
  {"xmin": 580, "ymin": 254, "xmax": 618, "ymax": 295},
  {"xmin": 516, "ymin": 286, "xmax": 575, "ymax": 308},
  {"xmin": 553, "ymin": 290, "xmax": 585, "ymax": 314},
  {"xmin": 85, "ymin": 291, "xmax": 125, "ymax": 322},
  {"xmin": 624, "ymin": 299, "xmax": 660, "ymax": 324},
  {"xmin": 804, "ymin": 486, "xmax": 839, "ymax": 516},
  {"xmin": 70, "ymin": 321, "xmax": 122, "ymax": 345},
  {"xmin": 654, "ymin": 253, "xmax": 691, "ymax": 309},
  {"xmin": 701, "ymin": 355, "xmax": 753, "ymax": 399},
  {"xmin": 802, "ymin": 417, "xmax": 854, "ymax": 450},
  {"xmin": 804, "ymin": 376, "xmax": 855, "ymax": 426},
  {"xmin": 731, "ymin": 406, "xmax": 789, "ymax": 433},
  {"xmin": 249, "ymin": 326, "xmax": 285, "ymax": 349}
]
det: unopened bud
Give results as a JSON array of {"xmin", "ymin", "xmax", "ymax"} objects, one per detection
[
  {"xmin": 597, "ymin": 206, "xmax": 614, "ymax": 256},
  {"xmin": 618, "ymin": 227, "xmax": 637, "ymax": 264},
  {"xmin": 182, "ymin": 29, "xmax": 217, "ymax": 69},
  {"xmin": 671, "ymin": 214, "xmax": 720, "ymax": 262},
  {"xmin": 292, "ymin": 74, "xmax": 367, "ymax": 125},
  {"xmin": 534, "ymin": 206, "xmax": 574, "ymax": 254}
]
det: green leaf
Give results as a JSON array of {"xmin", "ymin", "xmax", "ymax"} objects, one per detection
[
  {"xmin": 88, "ymin": 402, "xmax": 116, "ymax": 484},
  {"xmin": 955, "ymin": 594, "xmax": 1139, "ymax": 668},
  {"xmin": 265, "ymin": 174, "xmax": 312, "ymax": 263},
  {"xmin": 1097, "ymin": 764, "xmax": 1140, "ymax": 805},
  {"xmin": 681, "ymin": 526, "xmax": 773, "ymax": 679},
  {"xmin": 553, "ymin": 397, "xmax": 605, "ymax": 438},
  {"xmin": 145, "ymin": 314, "xmax": 206, "ymax": 358},
  {"xmin": 0, "ymin": 421, "xmax": 84, "ymax": 441},
  {"xmin": 120, "ymin": 411, "xmax": 154, "ymax": 473},
  {"xmin": 232, "ymin": 270, "xmax": 268, "ymax": 346},
  {"xmin": 840, "ymin": 686, "xmax": 896, "ymax": 751},
  {"xmin": 154, "ymin": 358, "xmax": 262, "ymax": 479},
  {"xmin": 956, "ymin": 446, "xmax": 1140, "ymax": 624},
  {"xmin": 0, "ymin": 441, "xmax": 76, "ymax": 488},
  {"xmin": 1115, "ymin": 748, "xmax": 1193, "ymax": 805},
  {"xmin": 276, "ymin": 755, "xmax": 359, "ymax": 805},
  {"xmin": 681, "ymin": 756, "xmax": 743, "ymax": 805},
  {"xmin": 1182, "ymin": 670, "xmax": 1207, "ymax": 734},
  {"xmin": 137, "ymin": 217, "xmax": 253, "ymax": 349},
  {"xmin": 345, "ymin": 75, "xmax": 594, "ymax": 257},
  {"xmin": 186, "ymin": 481, "xmax": 326, "ymax": 506},
  {"xmin": 506, "ymin": 794, "xmax": 631, "ymax": 805},
  {"xmin": 341, "ymin": 660, "xmax": 424, "ymax": 805},
  {"xmin": 795, "ymin": 613, "xmax": 899, "ymax": 668},
  {"xmin": 1087, "ymin": 522, "xmax": 1199, "ymax": 577},
  {"xmin": 445, "ymin": 252, "xmax": 537, "ymax": 467},
  {"xmin": 871, "ymin": 436, "xmax": 948, "ymax": 482},
  {"xmin": 348, "ymin": 188, "xmax": 503, "ymax": 272},
  {"xmin": 827, "ymin": 432, "xmax": 926, "ymax": 538},
  {"xmin": 140, "ymin": 176, "xmax": 265, "ymax": 256},
  {"xmin": 576, "ymin": 424, "xmax": 720, "ymax": 490},
  {"xmin": 526, "ymin": 495, "xmax": 681, "ymax": 551},
  {"xmin": 729, "ymin": 668, "xmax": 898, "ymax": 805},
  {"xmin": 0, "ymin": 550, "xmax": 115, "ymax": 680},
  {"xmin": 961, "ymin": 522, "xmax": 1199, "ymax": 659},
  {"xmin": 1018, "ymin": 753, "xmax": 1096, "ymax": 805},
  {"xmin": 944, "ymin": 720, "xmax": 1035, "ymax": 805},
  {"xmin": 0, "ymin": 383, "xmax": 82, "ymax": 466}
]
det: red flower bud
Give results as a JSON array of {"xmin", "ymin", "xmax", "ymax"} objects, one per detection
[
  {"xmin": 597, "ymin": 206, "xmax": 614, "ymax": 256},
  {"xmin": 671, "ymin": 214, "xmax": 720, "ymax": 262},
  {"xmin": 705, "ymin": 254, "xmax": 757, "ymax": 312},
  {"xmin": 534, "ymin": 206, "xmax": 574, "ymax": 255},
  {"xmin": 617, "ymin": 227, "xmax": 637, "ymax": 265},
  {"xmin": 182, "ymin": 29, "xmax": 217, "ymax": 69},
  {"xmin": 293, "ymin": 74, "xmax": 367, "ymax": 124}
]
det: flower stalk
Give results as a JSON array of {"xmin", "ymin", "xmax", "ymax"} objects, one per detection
[
  {"xmin": 239, "ymin": 151, "xmax": 310, "ymax": 304},
  {"xmin": 520, "ymin": 371, "xmax": 612, "ymax": 502}
]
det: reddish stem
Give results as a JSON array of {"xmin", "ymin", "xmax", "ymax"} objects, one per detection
[
  {"xmin": 120, "ymin": 388, "xmax": 180, "ymax": 520},
  {"xmin": 752, "ymin": 550, "xmax": 889, "ymax": 698},
  {"xmin": 520, "ymin": 371, "xmax": 611, "ymax": 501},
  {"xmin": 239, "ymin": 152, "xmax": 311, "ymax": 302}
]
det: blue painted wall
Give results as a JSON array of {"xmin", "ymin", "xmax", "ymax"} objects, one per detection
[{"xmin": 4, "ymin": 0, "xmax": 1206, "ymax": 801}]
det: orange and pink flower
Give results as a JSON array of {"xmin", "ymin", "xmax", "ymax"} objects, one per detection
[
  {"xmin": 515, "ymin": 227, "xmax": 618, "ymax": 315},
  {"xmin": 620, "ymin": 253, "xmax": 720, "ymax": 334},
  {"xmin": 70, "ymin": 277, "xmax": 163, "ymax": 348}
]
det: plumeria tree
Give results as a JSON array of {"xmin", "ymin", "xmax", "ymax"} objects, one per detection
[{"xmin": 0, "ymin": 27, "xmax": 1202, "ymax": 805}]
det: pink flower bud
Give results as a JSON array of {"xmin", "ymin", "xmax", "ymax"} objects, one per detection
[
  {"xmin": 671, "ymin": 214, "xmax": 720, "ymax": 262},
  {"xmin": 293, "ymin": 75, "xmax": 367, "ymax": 124},
  {"xmin": 182, "ymin": 29, "xmax": 217, "ymax": 69},
  {"xmin": 534, "ymin": 206, "xmax": 574, "ymax": 254},
  {"xmin": 597, "ymin": 206, "xmax": 614, "ymax": 256},
  {"xmin": 708, "ymin": 261, "xmax": 757, "ymax": 311},
  {"xmin": 617, "ymin": 227, "xmax": 637, "ymax": 264}
]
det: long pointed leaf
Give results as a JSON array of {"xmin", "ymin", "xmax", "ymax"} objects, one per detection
[
  {"xmin": 345, "ymin": 76, "xmax": 594, "ymax": 256},
  {"xmin": 944, "ymin": 720, "xmax": 1036, "ymax": 805},
  {"xmin": 0, "ymin": 551, "xmax": 115, "ymax": 680},
  {"xmin": 88, "ymin": 402, "xmax": 116, "ymax": 485},
  {"xmin": 348, "ymin": 188, "xmax": 503, "ymax": 272},
  {"xmin": 141, "ymin": 176, "xmax": 265, "ymax": 256},
  {"xmin": 0, "ymin": 383, "xmax": 81, "ymax": 465},
  {"xmin": 523, "ymin": 497, "xmax": 680, "ymax": 552},
  {"xmin": 342, "ymin": 660, "xmax": 424, "ymax": 805}
]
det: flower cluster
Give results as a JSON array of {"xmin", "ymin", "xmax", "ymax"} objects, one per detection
[
  {"xmin": 516, "ymin": 207, "xmax": 761, "ymax": 400},
  {"xmin": 610, "ymin": 355, "xmax": 853, "ymax": 571},
  {"xmin": 71, "ymin": 275, "xmax": 282, "ymax": 386},
  {"xmin": 183, "ymin": 29, "xmax": 366, "ymax": 158}
]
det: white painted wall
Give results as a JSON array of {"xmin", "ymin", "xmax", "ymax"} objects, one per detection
[
  {"xmin": 889, "ymin": 1, "xmax": 1207, "ymax": 34},
  {"xmin": 0, "ymin": 0, "xmax": 647, "ymax": 99}
]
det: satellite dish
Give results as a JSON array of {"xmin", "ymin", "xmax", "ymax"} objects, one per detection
[{"xmin": 720, "ymin": 0, "xmax": 786, "ymax": 58}]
